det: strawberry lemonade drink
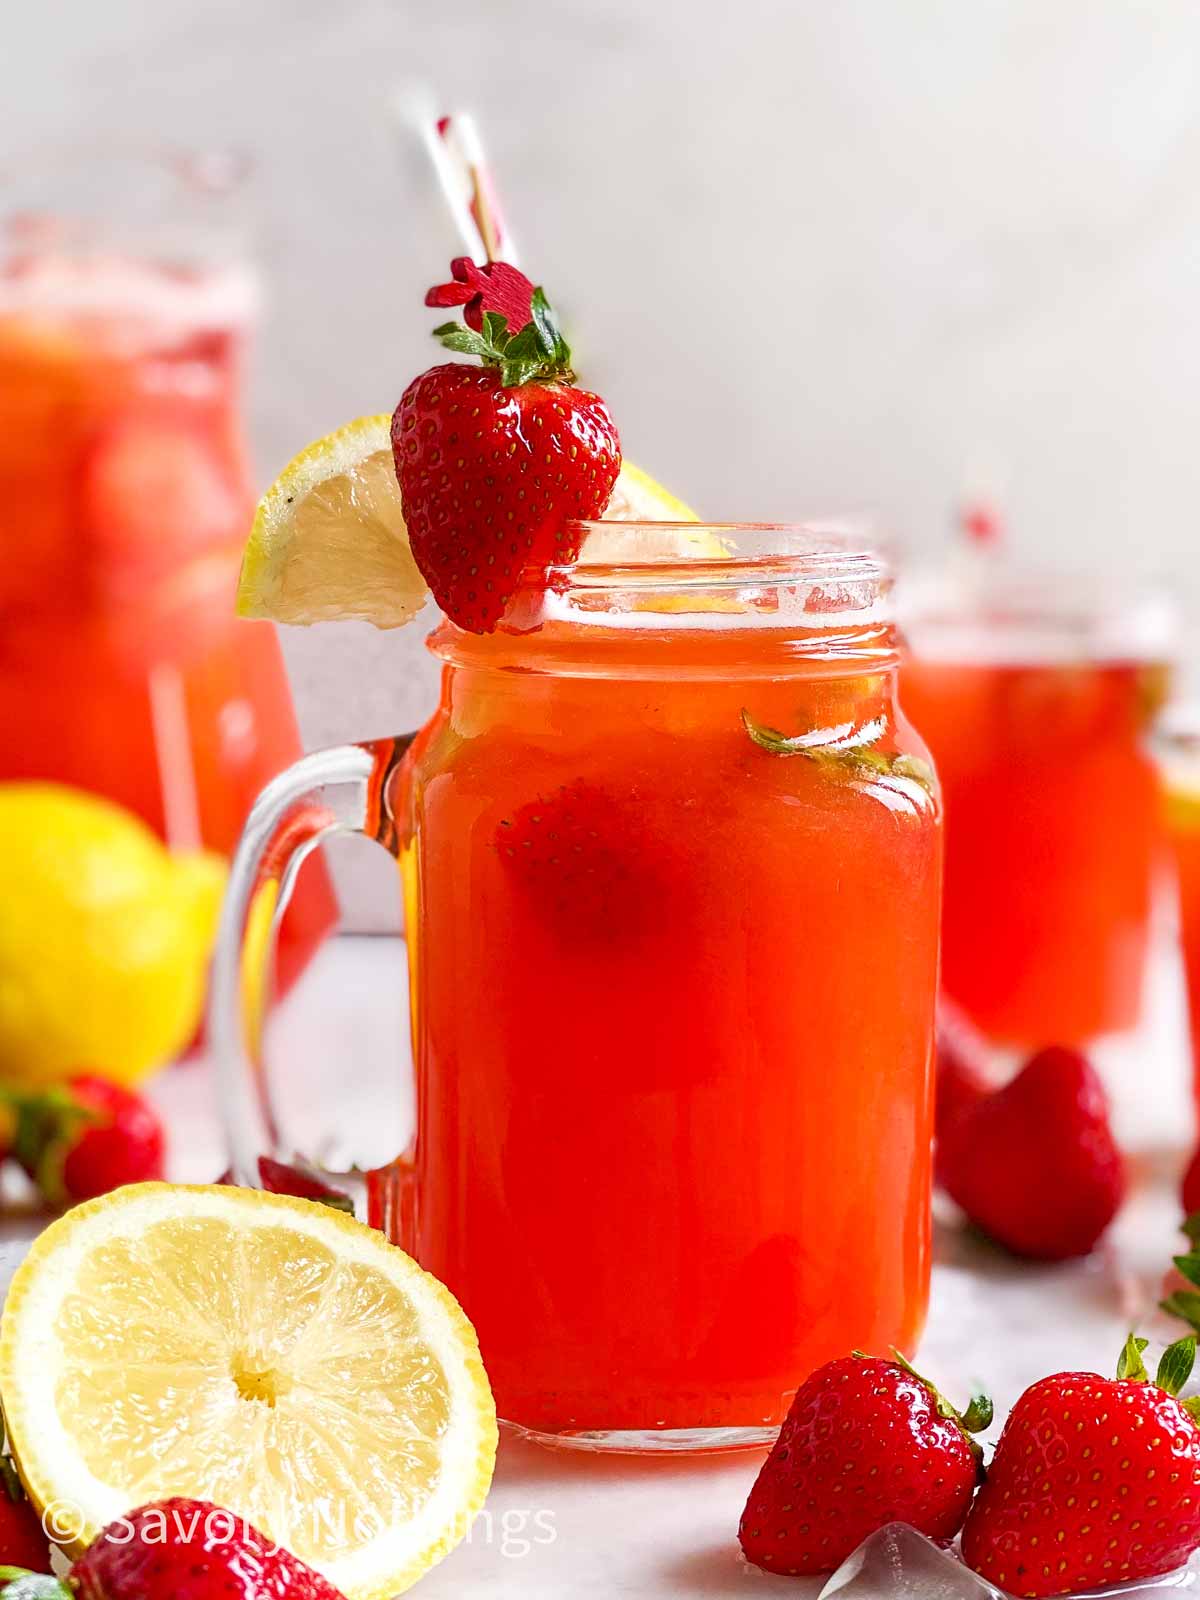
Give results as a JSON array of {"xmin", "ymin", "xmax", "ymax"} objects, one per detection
[
  {"xmin": 1159, "ymin": 717, "xmax": 1200, "ymax": 1105},
  {"xmin": 1171, "ymin": 794, "xmax": 1200, "ymax": 1104},
  {"xmin": 900, "ymin": 572, "xmax": 1169, "ymax": 1048},
  {"xmin": 213, "ymin": 261, "xmax": 942, "ymax": 1448},
  {"xmin": 0, "ymin": 165, "xmax": 335, "ymax": 995}
]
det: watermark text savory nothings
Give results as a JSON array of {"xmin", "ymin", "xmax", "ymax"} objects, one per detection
[{"xmin": 37, "ymin": 1498, "xmax": 557, "ymax": 1562}]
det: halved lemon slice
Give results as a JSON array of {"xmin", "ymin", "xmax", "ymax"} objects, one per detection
[
  {"xmin": 237, "ymin": 415, "xmax": 428, "ymax": 628},
  {"xmin": 237, "ymin": 414, "xmax": 700, "ymax": 628},
  {"xmin": 0, "ymin": 1183, "xmax": 497, "ymax": 1599}
]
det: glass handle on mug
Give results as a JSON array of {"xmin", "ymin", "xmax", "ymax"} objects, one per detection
[{"xmin": 207, "ymin": 737, "xmax": 412, "ymax": 1188}]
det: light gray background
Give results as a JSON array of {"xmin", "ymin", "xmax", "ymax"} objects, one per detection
[{"xmin": 11, "ymin": 0, "xmax": 1200, "ymax": 924}]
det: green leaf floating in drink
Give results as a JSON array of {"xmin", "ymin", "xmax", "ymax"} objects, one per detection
[{"xmin": 740, "ymin": 710, "xmax": 937, "ymax": 799}]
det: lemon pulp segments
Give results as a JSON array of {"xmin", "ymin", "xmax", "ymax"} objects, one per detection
[
  {"xmin": 0, "ymin": 1184, "xmax": 497, "ymax": 1600},
  {"xmin": 237, "ymin": 416, "xmax": 429, "ymax": 629}
]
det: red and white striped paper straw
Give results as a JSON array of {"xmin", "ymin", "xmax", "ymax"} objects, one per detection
[{"xmin": 394, "ymin": 87, "xmax": 520, "ymax": 268}]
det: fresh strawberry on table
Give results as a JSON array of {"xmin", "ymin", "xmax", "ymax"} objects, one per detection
[
  {"xmin": 215, "ymin": 1154, "xmax": 354, "ymax": 1213},
  {"xmin": 0, "ymin": 1458, "xmax": 51, "ymax": 1575},
  {"xmin": 738, "ymin": 1351, "xmax": 991, "ymax": 1577},
  {"xmin": 8, "ymin": 1075, "xmax": 165, "ymax": 1207},
  {"xmin": 1183, "ymin": 1145, "xmax": 1200, "ymax": 1217},
  {"xmin": 936, "ymin": 1044, "xmax": 1125, "ymax": 1260},
  {"xmin": 2, "ymin": 1497, "xmax": 346, "ymax": 1600},
  {"xmin": 962, "ymin": 1334, "xmax": 1200, "ymax": 1597},
  {"xmin": 392, "ymin": 260, "xmax": 621, "ymax": 633}
]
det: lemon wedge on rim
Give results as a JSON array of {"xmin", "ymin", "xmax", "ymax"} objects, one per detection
[
  {"xmin": 236, "ymin": 416, "xmax": 699, "ymax": 628},
  {"xmin": 237, "ymin": 415, "xmax": 425, "ymax": 629},
  {"xmin": 0, "ymin": 1183, "xmax": 497, "ymax": 1599},
  {"xmin": 602, "ymin": 459, "xmax": 698, "ymax": 523}
]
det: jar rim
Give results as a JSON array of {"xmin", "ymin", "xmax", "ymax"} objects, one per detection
[
  {"xmin": 435, "ymin": 521, "xmax": 896, "ymax": 661},
  {"xmin": 543, "ymin": 521, "xmax": 886, "ymax": 592}
]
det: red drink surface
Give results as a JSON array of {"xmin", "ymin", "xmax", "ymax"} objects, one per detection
[
  {"xmin": 900, "ymin": 656, "xmax": 1162, "ymax": 1047},
  {"xmin": 0, "ymin": 256, "xmax": 335, "ymax": 995},
  {"xmin": 376, "ymin": 611, "xmax": 941, "ymax": 1436}
]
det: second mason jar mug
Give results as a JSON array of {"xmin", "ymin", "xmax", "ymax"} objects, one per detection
[{"xmin": 211, "ymin": 524, "xmax": 943, "ymax": 1453}]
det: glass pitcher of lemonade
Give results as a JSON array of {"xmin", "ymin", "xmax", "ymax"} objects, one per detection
[
  {"xmin": 900, "ymin": 567, "xmax": 1170, "ymax": 1049},
  {"xmin": 0, "ymin": 147, "xmax": 335, "ymax": 996},
  {"xmin": 1159, "ymin": 712, "xmax": 1200, "ymax": 1107},
  {"xmin": 210, "ymin": 526, "xmax": 942, "ymax": 1451}
]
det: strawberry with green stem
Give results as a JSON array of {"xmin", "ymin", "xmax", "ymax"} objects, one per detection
[
  {"xmin": 215, "ymin": 1154, "xmax": 354, "ymax": 1214},
  {"xmin": 738, "ymin": 1350, "xmax": 992, "ymax": 1577},
  {"xmin": 7, "ymin": 1077, "xmax": 165, "ymax": 1209},
  {"xmin": 392, "ymin": 261, "xmax": 621, "ymax": 634},
  {"xmin": 961, "ymin": 1334, "xmax": 1200, "ymax": 1597},
  {"xmin": 0, "ymin": 1405, "xmax": 51, "ymax": 1576}
]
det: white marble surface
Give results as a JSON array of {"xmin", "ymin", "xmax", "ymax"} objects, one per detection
[{"xmin": 1, "ymin": 934, "xmax": 1197, "ymax": 1598}]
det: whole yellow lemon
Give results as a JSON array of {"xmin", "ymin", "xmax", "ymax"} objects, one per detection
[{"xmin": 0, "ymin": 784, "xmax": 226, "ymax": 1089}]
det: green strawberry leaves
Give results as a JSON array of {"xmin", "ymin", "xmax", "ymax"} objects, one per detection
[
  {"xmin": 1114, "ymin": 1332, "xmax": 1200, "ymax": 1419},
  {"xmin": 3, "ymin": 1086, "xmax": 98, "ymax": 1183},
  {"xmin": 960, "ymin": 1390, "xmax": 996, "ymax": 1434},
  {"xmin": 1157, "ymin": 1335, "xmax": 1197, "ymax": 1397},
  {"xmin": 531, "ymin": 288, "xmax": 570, "ymax": 367},
  {"xmin": 741, "ymin": 711, "xmax": 937, "ymax": 797},
  {"xmin": 871, "ymin": 1348, "xmax": 992, "ymax": 1477},
  {"xmin": 1164, "ymin": 1289, "xmax": 1200, "ymax": 1330},
  {"xmin": 1117, "ymin": 1334, "xmax": 1150, "ymax": 1382},
  {"xmin": 1159, "ymin": 1223, "xmax": 1200, "ymax": 1409},
  {"xmin": 433, "ymin": 289, "xmax": 574, "ymax": 388},
  {"xmin": 1162, "ymin": 1225, "xmax": 1200, "ymax": 1336}
]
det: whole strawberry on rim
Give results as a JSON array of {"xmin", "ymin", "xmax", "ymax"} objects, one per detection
[{"xmin": 392, "ymin": 260, "xmax": 621, "ymax": 633}]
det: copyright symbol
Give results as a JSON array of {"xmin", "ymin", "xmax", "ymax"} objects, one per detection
[{"xmin": 40, "ymin": 1499, "xmax": 81, "ymax": 1543}]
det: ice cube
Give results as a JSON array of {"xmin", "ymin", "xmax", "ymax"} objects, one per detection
[
  {"xmin": 818, "ymin": 1524, "xmax": 1002, "ymax": 1600},
  {"xmin": 817, "ymin": 1523, "xmax": 1200, "ymax": 1600}
]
